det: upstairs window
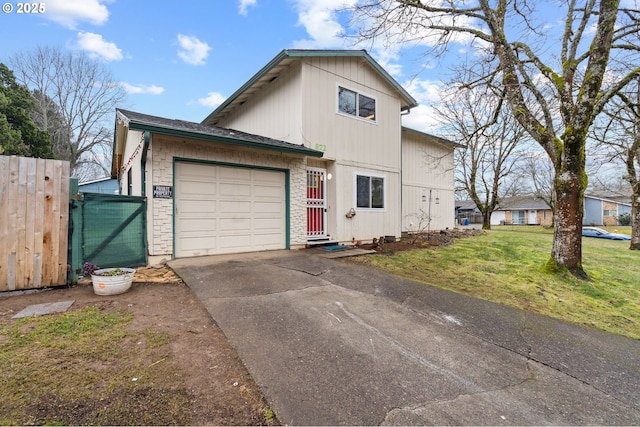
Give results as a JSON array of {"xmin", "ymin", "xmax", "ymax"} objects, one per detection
[
  {"xmin": 338, "ymin": 86, "xmax": 376, "ymax": 122},
  {"xmin": 356, "ymin": 174, "xmax": 385, "ymax": 209}
]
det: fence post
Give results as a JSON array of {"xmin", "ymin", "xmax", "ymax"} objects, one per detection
[{"xmin": 67, "ymin": 178, "xmax": 83, "ymax": 284}]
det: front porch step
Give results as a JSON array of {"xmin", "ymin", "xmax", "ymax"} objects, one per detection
[{"xmin": 306, "ymin": 238, "xmax": 340, "ymax": 247}]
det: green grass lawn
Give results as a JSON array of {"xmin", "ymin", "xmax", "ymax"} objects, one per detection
[{"xmin": 359, "ymin": 226, "xmax": 640, "ymax": 339}]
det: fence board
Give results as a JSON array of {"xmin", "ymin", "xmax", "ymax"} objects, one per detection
[
  {"xmin": 0, "ymin": 156, "xmax": 70, "ymax": 291},
  {"xmin": 0, "ymin": 158, "xmax": 6, "ymax": 288}
]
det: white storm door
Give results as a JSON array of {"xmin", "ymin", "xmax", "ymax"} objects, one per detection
[{"xmin": 306, "ymin": 167, "xmax": 327, "ymax": 238}]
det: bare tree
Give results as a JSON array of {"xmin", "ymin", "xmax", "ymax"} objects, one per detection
[
  {"xmin": 437, "ymin": 84, "xmax": 526, "ymax": 229},
  {"xmin": 349, "ymin": 0, "xmax": 640, "ymax": 278},
  {"xmin": 10, "ymin": 46, "xmax": 126, "ymax": 178},
  {"xmin": 521, "ymin": 150, "xmax": 555, "ymax": 214},
  {"xmin": 593, "ymin": 76, "xmax": 640, "ymax": 249}
]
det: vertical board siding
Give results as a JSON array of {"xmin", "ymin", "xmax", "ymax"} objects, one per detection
[
  {"xmin": 302, "ymin": 56, "xmax": 402, "ymax": 168},
  {"xmin": 401, "ymin": 132, "xmax": 457, "ymax": 232},
  {"xmin": 0, "ymin": 156, "xmax": 70, "ymax": 291}
]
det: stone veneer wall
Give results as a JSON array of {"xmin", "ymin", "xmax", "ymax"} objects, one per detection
[{"xmin": 149, "ymin": 136, "xmax": 308, "ymax": 257}]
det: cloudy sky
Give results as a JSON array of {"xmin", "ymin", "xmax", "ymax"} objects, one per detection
[{"xmin": 0, "ymin": 0, "xmax": 594, "ymax": 132}]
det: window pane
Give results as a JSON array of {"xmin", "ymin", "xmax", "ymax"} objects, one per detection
[
  {"xmin": 359, "ymin": 94, "xmax": 376, "ymax": 120},
  {"xmin": 356, "ymin": 175, "xmax": 370, "ymax": 208},
  {"xmin": 338, "ymin": 87, "xmax": 356, "ymax": 115},
  {"xmin": 371, "ymin": 177, "xmax": 384, "ymax": 208}
]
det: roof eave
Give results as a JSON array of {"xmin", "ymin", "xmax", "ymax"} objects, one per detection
[
  {"xmin": 126, "ymin": 120, "xmax": 323, "ymax": 158},
  {"xmin": 283, "ymin": 49, "xmax": 418, "ymax": 109},
  {"xmin": 203, "ymin": 49, "xmax": 419, "ymax": 125},
  {"xmin": 402, "ymin": 126, "xmax": 465, "ymax": 148},
  {"xmin": 202, "ymin": 50, "xmax": 292, "ymax": 125}
]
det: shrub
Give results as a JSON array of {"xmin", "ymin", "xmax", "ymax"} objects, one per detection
[{"xmin": 618, "ymin": 212, "xmax": 632, "ymax": 226}]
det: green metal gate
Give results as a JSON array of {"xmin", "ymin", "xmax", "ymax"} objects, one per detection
[{"xmin": 69, "ymin": 189, "xmax": 147, "ymax": 283}]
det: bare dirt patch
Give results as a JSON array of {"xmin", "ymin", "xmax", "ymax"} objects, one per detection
[{"xmin": 0, "ymin": 271, "xmax": 277, "ymax": 426}]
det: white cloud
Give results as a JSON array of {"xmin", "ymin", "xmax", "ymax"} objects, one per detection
[
  {"xmin": 291, "ymin": 0, "xmax": 358, "ymax": 48},
  {"xmin": 238, "ymin": 0, "xmax": 257, "ymax": 15},
  {"xmin": 76, "ymin": 32, "xmax": 123, "ymax": 61},
  {"xmin": 121, "ymin": 82, "xmax": 165, "ymax": 95},
  {"xmin": 176, "ymin": 34, "xmax": 212, "ymax": 66},
  {"xmin": 369, "ymin": 47, "xmax": 405, "ymax": 77},
  {"xmin": 198, "ymin": 92, "xmax": 226, "ymax": 108},
  {"xmin": 45, "ymin": 0, "xmax": 110, "ymax": 29},
  {"xmin": 401, "ymin": 78, "xmax": 446, "ymax": 132}
]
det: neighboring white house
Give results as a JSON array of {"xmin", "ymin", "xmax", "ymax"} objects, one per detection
[
  {"xmin": 113, "ymin": 49, "xmax": 459, "ymax": 261},
  {"xmin": 491, "ymin": 197, "xmax": 553, "ymax": 226}
]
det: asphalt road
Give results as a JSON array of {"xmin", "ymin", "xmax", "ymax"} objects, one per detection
[{"xmin": 170, "ymin": 250, "xmax": 640, "ymax": 426}]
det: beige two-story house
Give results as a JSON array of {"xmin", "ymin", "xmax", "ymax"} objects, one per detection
[{"xmin": 113, "ymin": 49, "xmax": 459, "ymax": 261}]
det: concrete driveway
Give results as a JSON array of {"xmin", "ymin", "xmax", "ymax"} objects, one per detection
[{"xmin": 169, "ymin": 250, "xmax": 640, "ymax": 426}]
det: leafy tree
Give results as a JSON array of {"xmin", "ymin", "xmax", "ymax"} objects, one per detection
[
  {"xmin": 349, "ymin": 0, "xmax": 640, "ymax": 278},
  {"xmin": 0, "ymin": 63, "xmax": 53, "ymax": 158}
]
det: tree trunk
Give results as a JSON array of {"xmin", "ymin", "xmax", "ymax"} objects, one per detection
[
  {"xmin": 482, "ymin": 212, "xmax": 491, "ymax": 230},
  {"xmin": 630, "ymin": 193, "xmax": 640, "ymax": 250},
  {"xmin": 550, "ymin": 170, "xmax": 588, "ymax": 279}
]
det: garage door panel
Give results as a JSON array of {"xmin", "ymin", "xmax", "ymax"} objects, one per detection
[
  {"xmin": 220, "ymin": 200, "xmax": 252, "ymax": 213},
  {"xmin": 179, "ymin": 199, "xmax": 217, "ymax": 215},
  {"xmin": 255, "ymin": 184, "xmax": 282, "ymax": 198},
  {"xmin": 219, "ymin": 234, "xmax": 253, "ymax": 249},
  {"xmin": 255, "ymin": 200, "xmax": 283, "ymax": 214},
  {"xmin": 179, "ymin": 218, "xmax": 217, "ymax": 233},
  {"xmin": 254, "ymin": 218, "xmax": 282, "ymax": 229},
  {"xmin": 254, "ymin": 169, "xmax": 281, "ymax": 183},
  {"xmin": 181, "ymin": 180, "xmax": 219, "ymax": 195},
  {"xmin": 179, "ymin": 236, "xmax": 217, "ymax": 253},
  {"xmin": 254, "ymin": 232, "xmax": 283, "ymax": 246},
  {"xmin": 219, "ymin": 217, "xmax": 252, "ymax": 230},
  {"xmin": 218, "ymin": 166, "xmax": 251, "ymax": 181},
  {"xmin": 219, "ymin": 182, "xmax": 251, "ymax": 196},
  {"xmin": 175, "ymin": 162, "xmax": 286, "ymax": 258}
]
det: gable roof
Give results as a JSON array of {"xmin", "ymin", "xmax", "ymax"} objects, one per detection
[
  {"xmin": 495, "ymin": 196, "xmax": 551, "ymax": 211},
  {"xmin": 401, "ymin": 126, "xmax": 465, "ymax": 148},
  {"xmin": 585, "ymin": 193, "xmax": 632, "ymax": 206},
  {"xmin": 202, "ymin": 49, "xmax": 419, "ymax": 126},
  {"xmin": 116, "ymin": 109, "xmax": 323, "ymax": 157},
  {"xmin": 456, "ymin": 196, "xmax": 552, "ymax": 212},
  {"xmin": 455, "ymin": 199, "xmax": 480, "ymax": 211}
]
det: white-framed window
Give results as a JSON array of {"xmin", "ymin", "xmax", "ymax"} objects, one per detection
[
  {"xmin": 512, "ymin": 210, "xmax": 525, "ymax": 225},
  {"xmin": 356, "ymin": 173, "xmax": 385, "ymax": 209},
  {"xmin": 338, "ymin": 85, "xmax": 377, "ymax": 122},
  {"xmin": 603, "ymin": 209, "xmax": 617, "ymax": 216}
]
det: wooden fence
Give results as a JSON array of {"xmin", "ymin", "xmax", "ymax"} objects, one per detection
[{"xmin": 0, "ymin": 156, "xmax": 70, "ymax": 291}]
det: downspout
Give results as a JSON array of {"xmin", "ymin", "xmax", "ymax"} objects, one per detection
[
  {"xmin": 400, "ymin": 106, "xmax": 411, "ymax": 237},
  {"xmin": 140, "ymin": 131, "xmax": 151, "ymax": 197}
]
